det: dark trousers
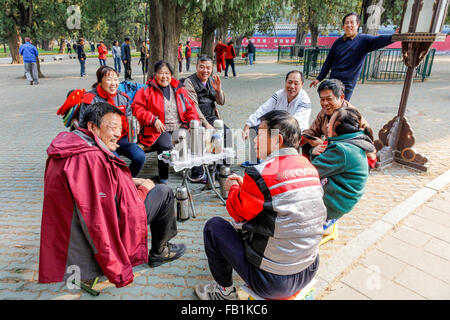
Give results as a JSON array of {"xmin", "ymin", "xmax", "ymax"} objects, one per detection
[
  {"xmin": 78, "ymin": 59, "xmax": 86, "ymax": 76},
  {"xmin": 117, "ymin": 136, "xmax": 146, "ymax": 177},
  {"xmin": 225, "ymin": 59, "xmax": 236, "ymax": 77},
  {"xmin": 343, "ymin": 81, "xmax": 355, "ymax": 101},
  {"xmin": 186, "ymin": 57, "xmax": 191, "ymax": 72},
  {"xmin": 114, "ymin": 57, "xmax": 121, "ymax": 73},
  {"xmin": 123, "ymin": 59, "xmax": 132, "ymax": 80},
  {"xmin": 178, "ymin": 60, "xmax": 182, "ymax": 73},
  {"xmin": 144, "ymin": 184, "xmax": 178, "ymax": 253},
  {"xmin": 99, "ymin": 59, "xmax": 106, "ymax": 66},
  {"xmin": 203, "ymin": 217, "xmax": 319, "ymax": 299},
  {"xmin": 148, "ymin": 132, "xmax": 173, "ymax": 180}
]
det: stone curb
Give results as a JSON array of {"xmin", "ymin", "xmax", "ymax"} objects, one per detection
[{"xmin": 314, "ymin": 169, "xmax": 450, "ymax": 296}]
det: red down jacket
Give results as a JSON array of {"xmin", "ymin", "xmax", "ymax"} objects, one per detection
[
  {"xmin": 131, "ymin": 77, "xmax": 199, "ymax": 147},
  {"xmin": 39, "ymin": 128, "xmax": 148, "ymax": 287}
]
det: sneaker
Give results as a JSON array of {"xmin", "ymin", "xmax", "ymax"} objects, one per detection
[
  {"xmin": 224, "ymin": 76, "xmax": 229, "ymax": 79},
  {"xmin": 195, "ymin": 282, "xmax": 238, "ymax": 300},
  {"xmin": 148, "ymin": 242, "xmax": 186, "ymax": 267}
]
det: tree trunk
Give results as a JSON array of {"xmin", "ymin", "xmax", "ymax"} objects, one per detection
[
  {"xmin": 59, "ymin": 38, "xmax": 65, "ymax": 54},
  {"xmin": 295, "ymin": 17, "xmax": 308, "ymax": 56},
  {"xmin": 148, "ymin": 0, "xmax": 185, "ymax": 79},
  {"xmin": 36, "ymin": 57, "xmax": 45, "ymax": 78},
  {"xmin": 309, "ymin": 24, "xmax": 319, "ymax": 47},
  {"xmin": 8, "ymin": 25, "xmax": 23, "ymax": 64},
  {"xmin": 216, "ymin": 26, "xmax": 227, "ymax": 44},
  {"xmin": 234, "ymin": 35, "xmax": 245, "ymax": 56},
  {"xmin": 201, "ymin": 15, "xmax": 217, "ymax": 58}
]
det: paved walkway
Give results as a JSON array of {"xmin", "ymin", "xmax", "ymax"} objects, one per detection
[
  {"xmin": 318, "ymin": 173, "xmax": 450, "ymax": 300},
  {"xmin": 0, "ymin": 55, "xmax": 449, "ymax": 300}
]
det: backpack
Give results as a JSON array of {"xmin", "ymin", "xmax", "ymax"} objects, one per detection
[
  {"xmin": 57, "ymin": 89, "xmax": 85, "ymax": 130},
  {"xmin": 117, "ymin": 80, "xmax": 146, "ymax": 103}
]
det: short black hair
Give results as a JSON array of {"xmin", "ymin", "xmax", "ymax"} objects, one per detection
[
  {"xmin": 317, "ymin": 79, "xmax": 345, "ymax": 99},
  {"xmin": 81, "ymin": 102, "xmax": 124, "ymax": 129},
  {"xmin": 285, "ymin": 70, "xmax": 304, "ymax": 83},
  {"xmin": 124, "ymin": 37, "xmax": 130, "ymax": 42},
  {"xmin": 197, "ymin": 55, "xmax": 213, "ymax": 64},
  {"xmin": 259, "ymin": 110, "xmax": 301, "ymax": 148},
  {"xmin": 154, "ymin": 59, "xmax": 174, "ymax": 76},
  {"xmin": 342, "ymin": 12, "xmax": 360, "ymax": 25}
]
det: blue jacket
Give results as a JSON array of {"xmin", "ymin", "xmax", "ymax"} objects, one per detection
[
  {"xmin": 317, "ymin": 34, "xmax": 392, "ymax": 85},
  {"xmin": 19, "ymin": 42, "xmax": 39, "ymax": 63}
]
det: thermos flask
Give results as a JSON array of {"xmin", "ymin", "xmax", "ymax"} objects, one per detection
[
  {"xmin": 127, "ymin": 116, "xmax": 138, "ymax": 143},
  {"xmin": 190, "ymin": 120, "xmax": 200, "ymax": 156},
  {"xmin": 218, "ymin": 166, "xmax": 231, "ymax": 199},
  {"xmin": 212, "ymin": 119, "xmax": 224, "ymax": 154},
  {"xmin": 176, "ymin": 186, "xmax": 190, "ymax": 221}
]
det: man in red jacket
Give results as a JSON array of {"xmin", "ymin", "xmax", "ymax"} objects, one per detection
[
  {"xmin": 39, "ymin": 102, "xmax": 185, "ymax": 288},
  {"xmin": 214, "ymin": 40, "xmax": 227, "ymax": 73}
]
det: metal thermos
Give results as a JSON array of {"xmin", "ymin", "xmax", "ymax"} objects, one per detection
[
  {"xmin": 218, "ymin": 166, "xmax": 231, "ymax": 199},
  {"xmin": 176, "ymin": 186, "xmax": 190, "ymax": 221},
  {"xmin": 127, "ymin": 116, "xmax": 138, "ymax": 143},
  {"xmin": 172, "ymin": 129, "xmax": 188, "ymax": 161},
  {"xmin": 190, "ymin": 120, "xmax": 205, "ymax": 156}
]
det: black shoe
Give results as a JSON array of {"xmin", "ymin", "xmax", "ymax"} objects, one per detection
[
  {"xmin": 30, "ymin": 81, "xmax": 33, "ymax": 85},
  {"xmin": 148, "ymin": 243, "xmax": 186, "ymax": 267}
]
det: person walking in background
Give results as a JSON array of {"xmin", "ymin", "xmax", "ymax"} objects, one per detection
[
  {"xmin": 90, "ymin": 41, "xmax": 95, "ymax": 53},
  {"xmin": 97, "ymin": 41, "xmax": 108, "ymax": 66},
  {"xmin": 76, "ymin": 38, "xmax": 87, "ymax": 77},
  {"xmin": 214, "ymin": 40, "xmax": 227, "ymax": 73},
  {"xmin": 121, "ymin": 37, "xmax": 133, "ymax": 80},
  {"xmin": 177, "ymin": 43, "xmax": 183, "ymax": 73},
  {"xmin": 19, "ymin": 37, "xmax": 39, "ymax": 85},
  {"xmin": 185, "ymin": 41, "xmax": 192, "ymax": 72},
  {"xmin": 139, "ymin": 41, "xmax": 149, "ymax": 75},
  {"xmin": 224, "ymin": 40, "xmax": 237, "ymax": 79},
  {"xmin": 246, "ymin": 40, "xmax": 255, "ymax": 65},
  {"xmin": 66, "ymin": 41, "xmax": 72, "ymax": 54},
  {"xmin": 112, "ymin": 41, "xmax": 121, "ymax": 73}
]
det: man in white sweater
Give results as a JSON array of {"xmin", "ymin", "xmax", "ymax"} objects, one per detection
[{"xmin": 241, "ymin": 70, "xmax": 311, "ymax": 166}]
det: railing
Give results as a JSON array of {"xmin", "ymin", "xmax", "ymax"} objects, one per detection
[{"xmin": 278, "ymin": 45, "xmax": 436, "ymax": 82}]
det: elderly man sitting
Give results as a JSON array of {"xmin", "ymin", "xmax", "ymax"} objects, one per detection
[
  {"xmin": 241, "ymin": 70, "xmax": 311, "ymax": 167},
  {"xmin": 39, "ymin": 102, "xmax": 185, "ymax": 288}
]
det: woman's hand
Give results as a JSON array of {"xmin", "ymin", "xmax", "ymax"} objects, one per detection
[
  {"xmin": 311, "ymin": 141, "xmax": 328, "ymax": 155},
  {"xmin": 154, "ymin": 119, "xmax": 166, "ymax": 133}
]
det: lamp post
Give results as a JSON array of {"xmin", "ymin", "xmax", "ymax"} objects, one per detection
[{"xmin": 374, "ymin": 0, "xmax": 449, "ymax": 172}]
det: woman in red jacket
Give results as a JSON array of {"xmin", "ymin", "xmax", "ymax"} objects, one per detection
[
  {"xmin": 224, "ymin": 40, "xmax": 237, "ymax": 78},
  {"xmin": 132, "ymin": 60, "xmax": 200, "ymax": 183},
  {"xmin": 98, "ymin": 41, "xmax": 108, "ymax": 66}
]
